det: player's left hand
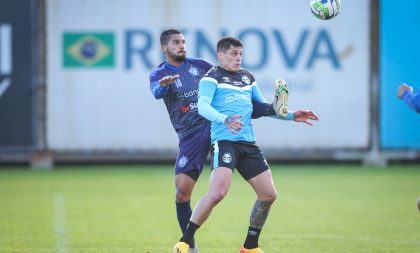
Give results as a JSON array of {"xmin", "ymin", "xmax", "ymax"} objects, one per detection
[{"xmin": 293, "ymin": 110, "xmax": 318, "ymax": 126}]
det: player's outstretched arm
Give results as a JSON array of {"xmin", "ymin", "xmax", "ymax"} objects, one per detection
[
  {"xmin": 293, "ymin": 110, "xmax": 319, "ymax": 126},
  {"xmin": 149, "ymin": 71, "xmax": 179, "ymax": 99},
  {"xmin": 159, "ymin": 74, "xmax": 179, "ymax": 87},
  {"xmin": 408, "ymin": 92, "xmax": 420, "ymax": 113},
  {"xmin": 397, "ymin": 84, "xmax": 420, "ymax": 113}
]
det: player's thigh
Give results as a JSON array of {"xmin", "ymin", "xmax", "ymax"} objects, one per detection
[
  {"xmin": 247, "ymin": 170, "xmax": 277, "ymax": 201},
  {"xmin": 208, "ymin": 167, "xmax": 233, "ymax": 198},
  {"xmin": 210, "ymin": 141, "xmax": 237, "ymax": 171},
  {"xmin": 175, "ymin": 125, "xmax": 211, "ymax": 178},
  {"xmin": 209, "ymin": 141, "xmax": 238, "ymax": 197},
  {"xmin": 175, "ymin": 172, "xmax": 197, "ymax": 197},
  {"xmin": 236, "ymin": 144, "xmax": 269, "ymax": 181}
]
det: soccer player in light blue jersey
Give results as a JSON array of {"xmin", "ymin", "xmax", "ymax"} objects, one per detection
[
  {"xmin": 397, "ymin": 83, "xmax": 420, "ymax": 113},
  {"xmin": 150, "ymin": 30, "xmax": 283, "ymax": 253},
  {"xmin": 173, "ymin": 37, "xmax": 318, "ymax": 253}
]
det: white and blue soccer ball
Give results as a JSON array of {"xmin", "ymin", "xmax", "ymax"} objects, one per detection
[{"xmin": 310, "ymin": 0, "xmax": 341, "ymax": 20}]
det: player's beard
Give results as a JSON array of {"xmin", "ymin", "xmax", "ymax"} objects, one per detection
[{"xmin": 168, "ymin": 50, "xmax": 186, "ymax": 63}]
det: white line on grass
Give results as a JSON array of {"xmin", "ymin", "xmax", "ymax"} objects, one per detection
[{"xmin": 54, "ymin": 193, "xmax": 70, "ymax": 253}]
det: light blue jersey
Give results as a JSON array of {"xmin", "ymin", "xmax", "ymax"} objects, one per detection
[{"xmin": 198, "ymin": 66, "xmax": 268, "ymax": 143}]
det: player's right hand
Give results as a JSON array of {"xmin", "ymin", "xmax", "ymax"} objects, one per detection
[
  {"xmin": 293, "ymin": 110, "xmax": 319, "ymax": 126},
  {"xmin": 159, "ymin": 74, "xmax": 179, "ymax": 87},
  {"xmin": 397, "ymin": 83, "xmax": 413, "ymax": 99},
  {"xmin": 224, "ymin": 115, "xmax": 243, "ymax": 134}
]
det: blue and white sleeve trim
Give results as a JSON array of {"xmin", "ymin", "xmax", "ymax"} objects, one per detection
[{"xmin": 271, "ymin": 111, "xmax": 295, "ymax": 121}]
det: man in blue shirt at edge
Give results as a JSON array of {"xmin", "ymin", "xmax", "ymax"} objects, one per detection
[
  {"xmin": 173, "ymin": 37, "xmax": 318, "ymax": 253},
  {"xmin": 150, "ymin": 29, "xmax": 285, "ymax": 253},
  {"xmin": 397, "ymin": 83, "xmax": 420, "ymax": 113}
]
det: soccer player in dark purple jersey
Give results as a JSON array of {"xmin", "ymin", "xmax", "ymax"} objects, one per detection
[{"xmin": 149, "ymin": 29, "xmax": 278, "ymax": 253}]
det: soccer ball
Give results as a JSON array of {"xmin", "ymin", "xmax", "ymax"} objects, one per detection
[{"xmin": 310, "ymin": 0, "xmax": 341, "ymax": 20}]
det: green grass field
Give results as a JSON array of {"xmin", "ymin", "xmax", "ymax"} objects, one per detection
[{"xmin": 0, "ymin": 164, "xmax": 419, "ymax": 253}]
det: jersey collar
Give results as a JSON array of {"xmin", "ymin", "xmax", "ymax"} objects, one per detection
[{"xmin": 165, "ymin": 59, "xmax": 188, "ymax": 70}]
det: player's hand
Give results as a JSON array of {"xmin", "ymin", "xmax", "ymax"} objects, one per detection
[
  {"xmin": 293, "ymin": 110, "xmax": 318, "ymax": 126},
  {"xmin": 397, "ymin": 83, "xmax": 413, "ymax": 99},
  {"xmin": 159, "ymin": 74, "xmax": 179, "ymax": 87},
  {"xmin": 224, "ymin": 115, "xmax": 243, "ymax": 134}
]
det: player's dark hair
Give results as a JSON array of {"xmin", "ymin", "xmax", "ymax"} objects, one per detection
[
  {"xmin": 217, "ymin": 37, "xmax": 243, "ymax": 53},
  {"xmin": 160, "ymin": 29, "xmax": 182, "ymax": 45}
]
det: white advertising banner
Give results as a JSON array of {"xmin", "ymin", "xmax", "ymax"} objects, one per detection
[{"xmin": 47, "ymin": 0, "xmax": 370, "ymax": 150}]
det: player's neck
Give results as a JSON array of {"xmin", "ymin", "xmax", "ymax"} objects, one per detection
[
  {"xmin": 167, "ymin": 58, "xmax": 183, "ymax": 67},
  {"xmin": 219, "ymin": 64, "xmax": 239, "ymax": 73}
]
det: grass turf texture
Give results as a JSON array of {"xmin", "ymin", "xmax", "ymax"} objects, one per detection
[{"xmin": 0, "ymin": 164, "xmax": 419, "ymax": 253}]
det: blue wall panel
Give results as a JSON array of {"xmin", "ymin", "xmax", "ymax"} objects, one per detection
[{"xmin": 380, "ymin": 0, "xmax": 420, "ymax": 149}]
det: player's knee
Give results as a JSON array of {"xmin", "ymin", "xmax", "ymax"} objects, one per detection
[
  {"xmin": 261, "ymin": 191, "xmax": 278, "ymax": 203},
  {"xmin": 175, "ymin": 187, "xmax": 192, "ymax": 202},
  {"xmin": 269, "ymin": 192, "xmax": 278, "ymax": 203},
  {"xmin": 208, "ymin": 190, "xmax": 227, "ymax": 205}
]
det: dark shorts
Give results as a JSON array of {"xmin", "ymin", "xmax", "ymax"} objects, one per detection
[
  {"xmin": 175, "ymin": 123, "xmax": 211, "ymax": 179},
  {"xmin": 210, "ymin": 140, "xmax": 269, "ymax": 180}
]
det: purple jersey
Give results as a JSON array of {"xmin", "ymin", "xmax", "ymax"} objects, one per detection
[{"xmin": 150, "ymin": 58, "xmax": 213, "ymax": 139}]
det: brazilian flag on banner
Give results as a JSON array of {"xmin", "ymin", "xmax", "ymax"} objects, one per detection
[{"xmin": 63, "ymin": 33, "xmax": 115, "ymax": 67}]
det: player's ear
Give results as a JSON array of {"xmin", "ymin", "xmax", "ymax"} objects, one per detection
[
  {"xmin": 161, "ymin": 44, "xmax": 167, "ymax": 53},
  {"xmin": 217, "ymin": 51, "xmax": 223, "ymax": 62}
]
